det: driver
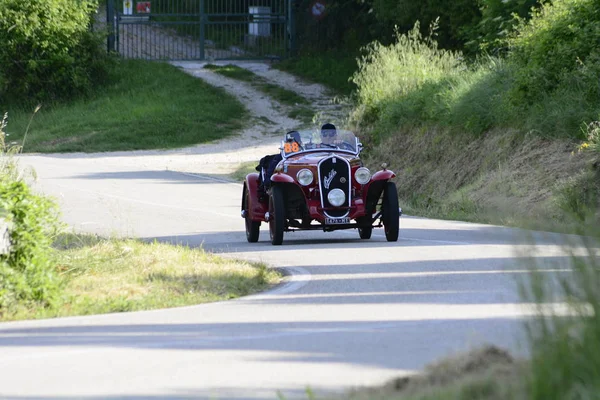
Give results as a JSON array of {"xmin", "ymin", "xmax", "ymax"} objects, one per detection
[{"xmin": 319, "ymin": 123, "xmax": 338, "ymax": 147}]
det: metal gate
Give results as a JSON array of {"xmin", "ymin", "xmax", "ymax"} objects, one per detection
[{"xmin": 106, "ymin": 0, "xmax": 292, "ymax": 60}]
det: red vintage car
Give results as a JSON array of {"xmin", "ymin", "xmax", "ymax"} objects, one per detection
[{"xmin": 241, "ymin": 127, "xmax": 401, "ymax": 245}]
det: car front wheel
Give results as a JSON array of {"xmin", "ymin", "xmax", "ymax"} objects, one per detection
[
  {"xmin": 382, "ymin": 182, "xmax": 399, "ymax": 242},
  {"xmin": 357, "ymin": 217, "xmax": 372, "ymax": 239},
  {"xmin": 269, "ymin": 185, "xmax": 285, "ymax": 245}
]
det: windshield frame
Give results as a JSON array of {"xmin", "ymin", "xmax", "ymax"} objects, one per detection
[{"xmin": 279, "ymin": 129, "xmax": 362, "ymax": 159}]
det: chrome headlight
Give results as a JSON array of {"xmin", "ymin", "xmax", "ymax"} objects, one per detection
[
  {"xmin": 327, "ymin": 188, "xmax": 346, "ymax": 207},
  {"xmin": 354, "ymin": 167, "xmax": 371, "ymax": 185},
  {"xmin": 297, "ymin": 169, "xmax": 313, "ymax": 186}
]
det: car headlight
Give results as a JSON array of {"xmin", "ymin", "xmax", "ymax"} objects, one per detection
[
  {"xmin": 354, "ymin": 167, "xmax": 371, "ymax": 185},
  {"xmin": 297, "ymin": 169, "xmax": 313, "ymax": 186},
  {"xmin": 327, "ymin": 188, "xmax": 346, "ymax": 206}
]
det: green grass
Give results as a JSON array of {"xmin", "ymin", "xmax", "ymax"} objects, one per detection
[
  {"xmin": 3, "ymin": 60, "xmax": 248, "ymax": 153},
  {"xmin": 231, "ymin": 161, "xmax": 258, "ymax": 182},
  {"xmin": 2, "ymin": 233, "xmax": 281, "ymax": 321},
  {"xmin": 275, "ymin": 51, "xmax": 359, "ymax": 96}
]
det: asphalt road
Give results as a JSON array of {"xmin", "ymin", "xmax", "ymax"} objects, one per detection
[{"xmin": 0, "ymin": 153, "xmax": 575, "ymax": 400}]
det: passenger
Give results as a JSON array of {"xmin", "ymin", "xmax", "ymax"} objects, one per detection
[{"xmin": 286, "ymin": 130, "xmax": 303, "ymax": 150}]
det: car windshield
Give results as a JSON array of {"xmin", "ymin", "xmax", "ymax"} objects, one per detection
[{"xmin": 281, "ymin": 129, "xmax": 360, "ymax": 158}]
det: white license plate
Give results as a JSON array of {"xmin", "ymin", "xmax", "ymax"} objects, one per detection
[{"xmin": 325, "ymin": 217, "xmax": 350, "ymax": 224}]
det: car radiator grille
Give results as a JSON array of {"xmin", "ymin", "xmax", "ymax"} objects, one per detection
[{"xmin": 318, "ymin": 156, "xmax": 351, "ymax": 218}]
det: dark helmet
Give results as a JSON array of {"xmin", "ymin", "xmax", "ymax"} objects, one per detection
[
  {"xmin": 321, "ymin": 123, "xmax": 336, "ymax": 132},
  {"xmin": 286, "ymin": 130, "xmax": 301, "ymax": 143},
  {"xmin": 321, "ymin": 123, "xmax": 337, "ymax": 137}
]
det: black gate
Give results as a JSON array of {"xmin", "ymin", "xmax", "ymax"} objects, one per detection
[{"xmin": 106, "ymin": 0, "xmax": 292, "ymax": 60}]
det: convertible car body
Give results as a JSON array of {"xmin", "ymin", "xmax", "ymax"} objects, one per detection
[{"xmin": 241, "ymin": 128, "xmax": 401, "ymax": 245}]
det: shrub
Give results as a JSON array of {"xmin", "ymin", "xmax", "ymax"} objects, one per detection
[
  {"xmin": 507, "ymin": 0, "xmax": 600, "ymax": 105},
  {"xmin": 461, "ymin": 0, "xmax": 546, "ymax": 56},
  {"xmin": 0, "ymin": 0, "xmax": 112, "ymax": 105},
  {"xmin": 350, "ymin": 21, "xmax": 464, "ymax": 134},
  {"xmin": 0, "ymin": 114, "xmax": 63, "ymax": 313}
]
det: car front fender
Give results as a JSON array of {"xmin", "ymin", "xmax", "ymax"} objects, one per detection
[
  {"xmin": 245, "ymin": 173, "xmax": 267, "ymax": 221},
  {"xmin": 371, "ymin": 169, "xmax": 396, "ymax": 181},
  {"xmin": 270, "ymin": 172, "xmax": 295, "ymax": 184}
]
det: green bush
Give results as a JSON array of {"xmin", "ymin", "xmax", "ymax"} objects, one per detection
[
  {"xmin": 0, "ymin": 0, "xmax": 112, "ymax": 105},
  {"xmin": 461, "ymin": 0, "xmax": 546, "ymax": 56},
  {"xmin": 0, "ymin": 114, "xmax": 63, "ymax": 313},
  {"xmin": 371, "ymin": 0, "xmax": 481, "ymax": 50},
  {"xmin": 507, "ymin": 0, "xmax": 600, "ymax": 105}
]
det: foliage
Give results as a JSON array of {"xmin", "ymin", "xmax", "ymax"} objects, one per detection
[
  {"xmin": 292, "ymin": 0, "xmax": 381, "ymax": 53},
  {"xmin": 351, "ymin": 22, "xmax": 464, "ymax": 131},
  {"xmin": 578, "ymin": 121, "xmax": 600, "ymax": 153},
  {"xmin": 0, "ymin": 114, "xmax": 63, "ymax": 313},
  {"xmin": 4, "ymin": 60, "xmax": 248, "ymax": 153},
  {"xmin": 462, "ymin": 0, "xmax": 546, "ymax": 56},
  {"xmin": 507, "ymin": 0, "xmax": 600, "ymax": 105},
  {"xmin": 0, "ymin": 0, "xmax": 113, "ymax": 105},
  {"xmin": 370, "ymin": 0, "xmax": 481, "ymax": 50},
  {"xmin": 520, "ymin": 228, "xmax": 600, "ymax": 400},
  {"xmin": 4, "ymin": 234, "xmax": 281, "ymax": 321},
  {"xmin": 275, "ymin": 51, "xmax": 358, "ymax": 95}
]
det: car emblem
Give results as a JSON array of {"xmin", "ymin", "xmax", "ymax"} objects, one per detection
[
  {"xmin": 324, "ymin": 169, "xmax": 337, "ymax": 189},
  {"xmin": 340, "ymin": 177, "xmax": 347, "ymax": 183}
]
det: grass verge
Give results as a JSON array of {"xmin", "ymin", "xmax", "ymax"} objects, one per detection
[
  {"xmin": 203, "ymin": 64, "xmax": 315, "ymax": 124},
  {"xmin": 274, "ymin": 52, "xmax": 359, "ymax": 96},
  {"xmin": 231, "ymin": 161, "xmax": 258, "ymax": 182},
  {"xmin": 340, "ymin": 346, "xmax": 527, "ymax": 400},
  {"xmin": 2, "ymin": 233, "xmax": 281, "ymax": 321},
  {"xmin": 3, "ymin": 60, "xmax": 248, "ymax": 153}
]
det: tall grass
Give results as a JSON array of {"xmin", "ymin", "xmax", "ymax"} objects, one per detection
[
  {"xmin": 351, "ymin": 15, "xmax": 600, "ymax": 140},
  {"xmin": 352, "ymin": 21, "xmax": 463, "ymax": 116},
  {"xmin": 520, "ymin": 226, "xmax": 600, "ymax": 399}
]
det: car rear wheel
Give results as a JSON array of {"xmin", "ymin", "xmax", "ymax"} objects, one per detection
[
  {"xmin": 382, "ymin": 182, "xmax": 399, "ymax": 242},
  {"xmin": 244, "ymin": 189, "xmax": 260, "ymax": 243},
  {"xmin": 269, "ymin": 185, "xmax": 285, "ymax": 245}
]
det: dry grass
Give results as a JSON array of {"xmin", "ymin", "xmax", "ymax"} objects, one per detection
[
  {"xmin": 363, "ymin": 127, "xmax": 597, "ymax": 231},
  {"xmin": 3, "ymin": 233, "xmax": 281, "ymax": 321},
  {"xmin": 339, "ymin": 346, "xmax": 528, "ymax": 400}
]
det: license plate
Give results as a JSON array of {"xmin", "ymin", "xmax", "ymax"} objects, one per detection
[{"xmin": 325, "ymin": 217, "xmax": 350, "ymax": 224}]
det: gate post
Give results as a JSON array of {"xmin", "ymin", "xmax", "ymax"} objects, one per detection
[
  {"xmin": 287, "ymin": 0, "xmax": 295, "ymax": 57},
  {"xmin": 199, "ymin": 0, "xmax": 205, "ymax": 60},
  {"xmin": 106, "ymin": 0, "xmax": 115, "ymax": 52}
]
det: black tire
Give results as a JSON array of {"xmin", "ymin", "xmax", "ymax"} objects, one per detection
[
  {"xmin": 244, "ymin": 189, "xmax": 260, "ymax": 243},
  {"xmin": 382, "ymin": 182, "xmax": 399, "ymax": 242},
  {"xmin": 358, "ymin": 226, "xmax": 372, "ymax": 239},
  {"xmin": 269, "ymin": 185, "xmax": 285, "ymax": 245}
]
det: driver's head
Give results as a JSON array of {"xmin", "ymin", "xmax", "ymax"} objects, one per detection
[{"xmin": 320, "ymin": 123, "xmax": 337, "ymax": 144}]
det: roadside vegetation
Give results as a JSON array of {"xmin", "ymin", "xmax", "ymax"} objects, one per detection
[
  {"xmin": 204, "ymin": 63, "xmax": 316, "ymax": 123},
  {"xmin": 4, "ymin": 60, "xmax": 248, "ymax": 153},
  {"xmin": 0, "ymin": 115, "xmax": 280, "ymax": 322},
  {"xmin": 0, "ymin": 0, "xmax": 277, "ymax": 321},
  {"xmin": 4, "ymin": 233, "xmax": 279, "ymax": 321}
]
